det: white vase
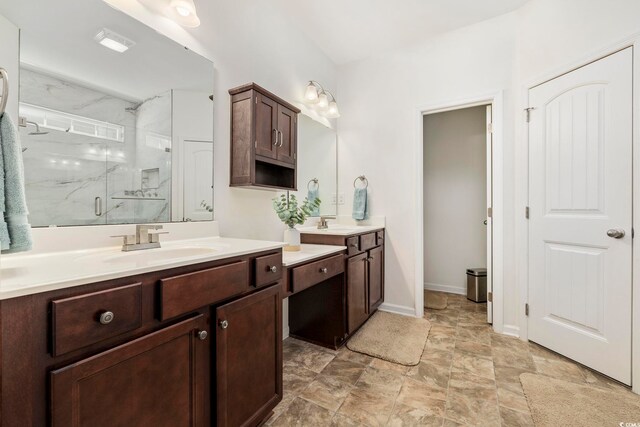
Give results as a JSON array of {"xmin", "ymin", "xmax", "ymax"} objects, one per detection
[{"xmin": 283, "ymin": 227, "xmax": 301, "ymax": 252}]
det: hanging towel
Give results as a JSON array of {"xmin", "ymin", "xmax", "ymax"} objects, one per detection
[
  {"xmin": 308, "ymin": 188, "xmax": 320, "ymax": 217},
  {"xmin": 352, "ymin": 187, "xmax": 368, "ymax": 221},
  {"xmin": 0, "ymin": 114, "xmax": 32, "ymax": 253}
]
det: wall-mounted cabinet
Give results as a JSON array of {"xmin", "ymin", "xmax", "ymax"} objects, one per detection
[{"xmin": 229, "ymin": 83, "xmax": 300, "ymax": 191}]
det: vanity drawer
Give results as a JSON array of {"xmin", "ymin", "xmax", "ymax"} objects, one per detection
[
  {"xmin": 159, "ymin": 260, "xmax": 249, "ymax": 320},
  {"xmin": 255, "ymin": 252, "xmax": 283, "ymax": 288},
  {"xmin": 360, "ymin": 233, "xmax": 378, "ymax": 251},
  {"xmin": 376, "ymin": 230, "xmax": 385, "ymax": 246},
  {"xmin": 51, "ymin": 283, "xmax": 142, "ymax": 357},
  {"xmin": 292, "ymin": 254, "xmax": 344, "ymax": 294},
  {"xmin": 346, "ymin": 236, "xmax": 362, "ymax": 257}
]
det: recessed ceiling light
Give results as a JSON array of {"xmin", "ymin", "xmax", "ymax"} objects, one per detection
[
  {"xmin": 94, "ymin": 28, "xmax": 136, "ymax": 53},
  {"xmin": 167, "ymin": 0, "xmax": 201, "ymax": 28}
]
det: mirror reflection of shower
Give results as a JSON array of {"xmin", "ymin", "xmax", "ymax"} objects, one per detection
[{"xmin": 20, "ymin": 117, "xmax": 49, "ymax": 136}]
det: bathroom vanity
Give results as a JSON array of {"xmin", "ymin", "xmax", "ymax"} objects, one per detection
[
  {"xmin": 0, "ymin": 227, "xmax": 285, "ymax": 427},
  {"xmin": 284, "ymin": 225, "xmax": 385, "ymax": 349}
]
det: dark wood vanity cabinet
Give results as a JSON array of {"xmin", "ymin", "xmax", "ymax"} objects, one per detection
[
  {"xmin": 229, "ymin": 83, "xmax": 300, "ymax": 191},
  {"xmin": 216, "ymin": 284, "xmax": 282, "ymax": 427},
  {"xmin": 0, "ymin": 249, "xmax": 284, "ymax": 427},
  {"xmin": 301, "ymin": 230, "xmax": 385, "ymax": 335},
  {"xmin": 51, "ymin": 315, "xmax": 209, "ymax": 427}
]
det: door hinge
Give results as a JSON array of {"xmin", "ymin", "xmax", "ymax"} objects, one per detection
[
  {"xmin": 525, "ymin": 206, "xmax": 530, "ymax": 219},
  {"xmin": 633, "ymin": 228, "xmax": 635, "ymax": 239},
  {"xmin": 487, "ymin": 207, "xmax": 492, "ymax": 218},
  {"xmin": 255, "ymin": 97, "xmax": 258, "ymax": 104},
  {"xmin": 294, "ymin": 153, "xmax": 297, "ymax": 160},
  {"xmin": 254, "ymin": 140, "xmax": 257, "ymax": 148},
  {"xmin": 525, "ymin": 107, "xmax": 535, "ymax": 123},
  {"xmin": 525, "ymin": 303, "xmax": 529, "ymax": 316},
  {"xmin": 487, "ymin": 292, "xmax": 493, "ymax": 303},
  {"xmin": 487, "ymin": 122, "xmax": 493, "ymax": 133}
]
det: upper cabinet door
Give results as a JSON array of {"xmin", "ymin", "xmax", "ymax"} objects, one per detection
[
  {"xmin": 255, "ymin": 94, "xmax": 278, "ymax": 160},
  {"xmin": 277, "ymin": 105, "xmax": 297, "ymax": 165}
]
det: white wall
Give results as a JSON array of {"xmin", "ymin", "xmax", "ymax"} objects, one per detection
[
  {"xmin": 423, "ymin": 106, "xmax": 487, "ymax": 294},
  {"xmin": 338, "ymin": 0, "xmax": 640, "ymax": 332},
  {"xmin": 103, "ymin": 0, "xmax": 338, "ymax": 242},
  {"xmin": 337, "ymin": 12, "xmax": 517, "ymax": 318}
]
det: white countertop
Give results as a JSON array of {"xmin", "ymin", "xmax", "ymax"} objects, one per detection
[
  {"xmin": 282, "ymin": 244, "xmax": 347, "ymax": 267},
  {"xmin": 0, "ymin": 236, "xmax": 284, "ymax": 300},
  {"xmin": 297, "ymin": 224, "xmax": 384, "ymax": 236}
]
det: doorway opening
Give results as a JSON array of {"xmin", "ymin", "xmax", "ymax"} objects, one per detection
[{"xmin": 422, "ymin": 104, "xmax": 493, "ymax": 323}]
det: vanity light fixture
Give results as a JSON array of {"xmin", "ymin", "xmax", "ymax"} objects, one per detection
[
  {"xmin": 303, "ymin": 81, "xmax": 340, "ymax": 118},
  {"xmin": 94, "ymin": 28, "xmax": 135, "ymax": 53}
]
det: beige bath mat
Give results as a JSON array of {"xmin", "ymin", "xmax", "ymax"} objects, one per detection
[
  {"xmin": 424, "ymin": 290, "xmax": 448, "ymax": 310},
  {"xmin": 346, "ymin": 311, "xmax": 431, "ymax": 366},
  {"xmin": 520, "ymin": 373, "xmax": 640, "ymax": 427}
]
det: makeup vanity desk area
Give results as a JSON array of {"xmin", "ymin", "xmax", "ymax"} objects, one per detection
[{"xmin": 281, "ymin": 227, "xmax": 385, "ymax": 350}]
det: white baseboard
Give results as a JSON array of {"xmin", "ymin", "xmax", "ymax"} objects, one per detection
[
  {"xmin": 501, "ymin": 324, "xmax": 520, "ymax": 338},
  {"xmin": 379, "ymin": 302, "xmax": 419, "ymax": 318},
  {"xmin": 424, "ymin": 282, "xmax": 466, "ymax": 296}
]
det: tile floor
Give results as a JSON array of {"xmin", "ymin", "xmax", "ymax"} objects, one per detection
[{"xmin": 268, "ymin": 292, "xmax": 631, "ymax": 426}]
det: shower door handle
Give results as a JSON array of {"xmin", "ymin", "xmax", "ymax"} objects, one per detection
[{"xmin": 95, "ymin": 197, "xmax": 102, "ymax": 217}]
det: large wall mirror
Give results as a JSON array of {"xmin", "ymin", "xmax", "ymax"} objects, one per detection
[
  {"xmin": 0, "ymin": 0, "xmax": 214, "ymax": 227},
  {"xmin": 288, "ymin": 114, "xmax": 337, "ymax": 218}
]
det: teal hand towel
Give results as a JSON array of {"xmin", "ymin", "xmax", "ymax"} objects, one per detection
[
  {"xmin": 352, "ymin": 187, "xmax": 368, "ymax": 221},
  {"xmin": 308, "ymin": 188, "xmax": 320, "ymax": 217},
  {"xmin": 0, "ymin": 114, "xmax": 33, "ymax": 253}
]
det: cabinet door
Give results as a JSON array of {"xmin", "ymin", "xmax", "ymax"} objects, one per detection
[
  {"xmin": 368, "ymin": 246, "xmax": 384, "ymax": 312},
  {"xmin": 255, "ymin": 94, "xmax": 278, "ymax": 159},
  {"xmin": 50, "ymin": 315, "xmax": 209, "ymax": 427},
  {"xmin": 347, "ymin": 253, "xmax": 369, "ymax": 334},
  {"xmin": 216, "ymin": 284, "xmax": 282, "ymax": 427},
  {"xmin": 276, "ymin": 104, "xmax": 297, "ymax": 165}
]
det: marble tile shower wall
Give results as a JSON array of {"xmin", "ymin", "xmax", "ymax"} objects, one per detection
[{"xmin": 20, "ymin": 69, "xmax": 171, "ymax": 226}]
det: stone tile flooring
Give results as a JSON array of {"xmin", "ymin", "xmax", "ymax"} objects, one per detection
[{"xmin": 268, "ymin": 292, "xmax": 631, "ymax": 426}]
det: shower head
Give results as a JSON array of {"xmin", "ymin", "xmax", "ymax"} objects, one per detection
[{"xmin": 25, "ymin": 121, "xmax": 49, "ymax": 136}]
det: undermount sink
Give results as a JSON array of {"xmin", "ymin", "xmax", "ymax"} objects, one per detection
[{"xmin": 102, "ymin": 246, "xmax": 219, "ymax": 264}]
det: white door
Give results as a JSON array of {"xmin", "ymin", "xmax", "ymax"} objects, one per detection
[
  {"xmin": 486, "ymin": 105, "xmax": 493, "ymax": 324},
  {"xmin": 183, "ymin": 140, "xmax": 213, "ymax": 221},
  {"xmin": 528, "ymin": 48, "xmax": 633, "ymax": 384}
]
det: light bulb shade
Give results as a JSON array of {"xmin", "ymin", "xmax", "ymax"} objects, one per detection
[
  {"xmin": 304, "ymin": 82, "xmax": 319, "ymax": 103},
  {"xmin": 317, "ymin": 92, "xmax": 329, "ymax": 110},
  {"xmin": 325, "ymin": 100, "xmax": 340, "ymax": 118},
  {"xmin": 167, "ymin": 0, "xmax": 201, "ymax": 28}
]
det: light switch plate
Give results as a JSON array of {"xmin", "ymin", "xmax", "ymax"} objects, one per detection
[{"xmin": 338, "ymin": 193, "xmax": 345, "ymax": 205}]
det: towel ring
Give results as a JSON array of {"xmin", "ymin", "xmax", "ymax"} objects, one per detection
[
  {"xmin": 307, "ymin": 178, "xmax": 319, "ymax": 191},
  {"xmin": 0, "ymin": 68, "xmax": 8, "ymax": 117},
  {"xmin": 353, "ymin": 175, "xmax": 368, "ymax": 189}
]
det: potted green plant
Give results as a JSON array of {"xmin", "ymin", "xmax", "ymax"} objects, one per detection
[{"xmin": 272, "ymin": 193, "xmax": 321, "ymax": 251}]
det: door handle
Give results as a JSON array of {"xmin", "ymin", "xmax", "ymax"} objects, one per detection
[
  {"xmin": 273, "ymin": 129, "xmax": 278, "ymax": 146},
  {"xmin": 94, "ymin": 196, "xmax": 102, "ymax": 217},
  {"xmin": 607, "ymin": 229, "xmax": 625, "ymax": 239},
  {"xmin": 483, "ymin": 220, "xmax": 488, "ymax": 225},
  {"xmin": 278, "ymin": 130, "xmax": 283, "ymax": 147}
]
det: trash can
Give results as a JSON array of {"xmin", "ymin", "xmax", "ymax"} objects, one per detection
[{"xmin": 466, "ymin": 268, "xmax": 487, "ymax": 303}]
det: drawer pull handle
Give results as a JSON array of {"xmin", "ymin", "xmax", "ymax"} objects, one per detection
[
  {"xmin": 219, "ymin": 320, "xmax": 229, "ymax": 329},
  {"xmin": 320, "ymin": 267, "xmax": 328, "ymax": 274},
  {"xmin": 197, "ymin": 330, "xmax": 208, "ymax": 341},
  {"xmin": 269, "ymin": 265, "xmax": 278, "ymax": 273},
  {"xmin": 367, "ymin": 257, "xmax": 374, "ymax": 262},
  {"xmin": 99, "ymin": 311, "xmax": 115, "ymax": 325},
  {"xmin": 350, "ymin": 244, "xmax": 359, "ymax": 249}
]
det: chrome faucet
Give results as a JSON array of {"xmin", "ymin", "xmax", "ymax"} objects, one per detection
[
  {"xmin": 112, "ymin": 224, "xmax": 168, "ymax": 251},
  {"xmin": 317, "ymin": 216, "xmax": 336, "ymax": 229}
]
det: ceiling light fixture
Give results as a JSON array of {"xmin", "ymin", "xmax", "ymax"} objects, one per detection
[
  {"xmin": 303, "ymin": 81, "xmax": 340, "ymax": 118},
  {"xmin": 94, "ymin": 28, "xmax": 136, "ymax": 53},
  {"xmin": 167, "ymin": 0, "xmax": 201, "ymax": 28}
]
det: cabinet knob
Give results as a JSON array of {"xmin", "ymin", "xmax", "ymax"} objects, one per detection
[
  {"xmin": 197, "ymin": 330, "xmax": 208, "ymax": 341},
  {"xmin": 320, "ymin": 267, "xmax": 328, "ymax": 274},
  {"xmin": 99, "ymin": 311, "xmax": 115, "ymax": 325},
  {"xmin": 367, "ymin": 257, "xmax": 374, "ymax": 262},
  {"xmin": 219, "ymin": 320, "xmax": 229, "ymax": 329},
  {"xmin": 269, "ymin": 265, "xmax": 278, "ymax": 273}
]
